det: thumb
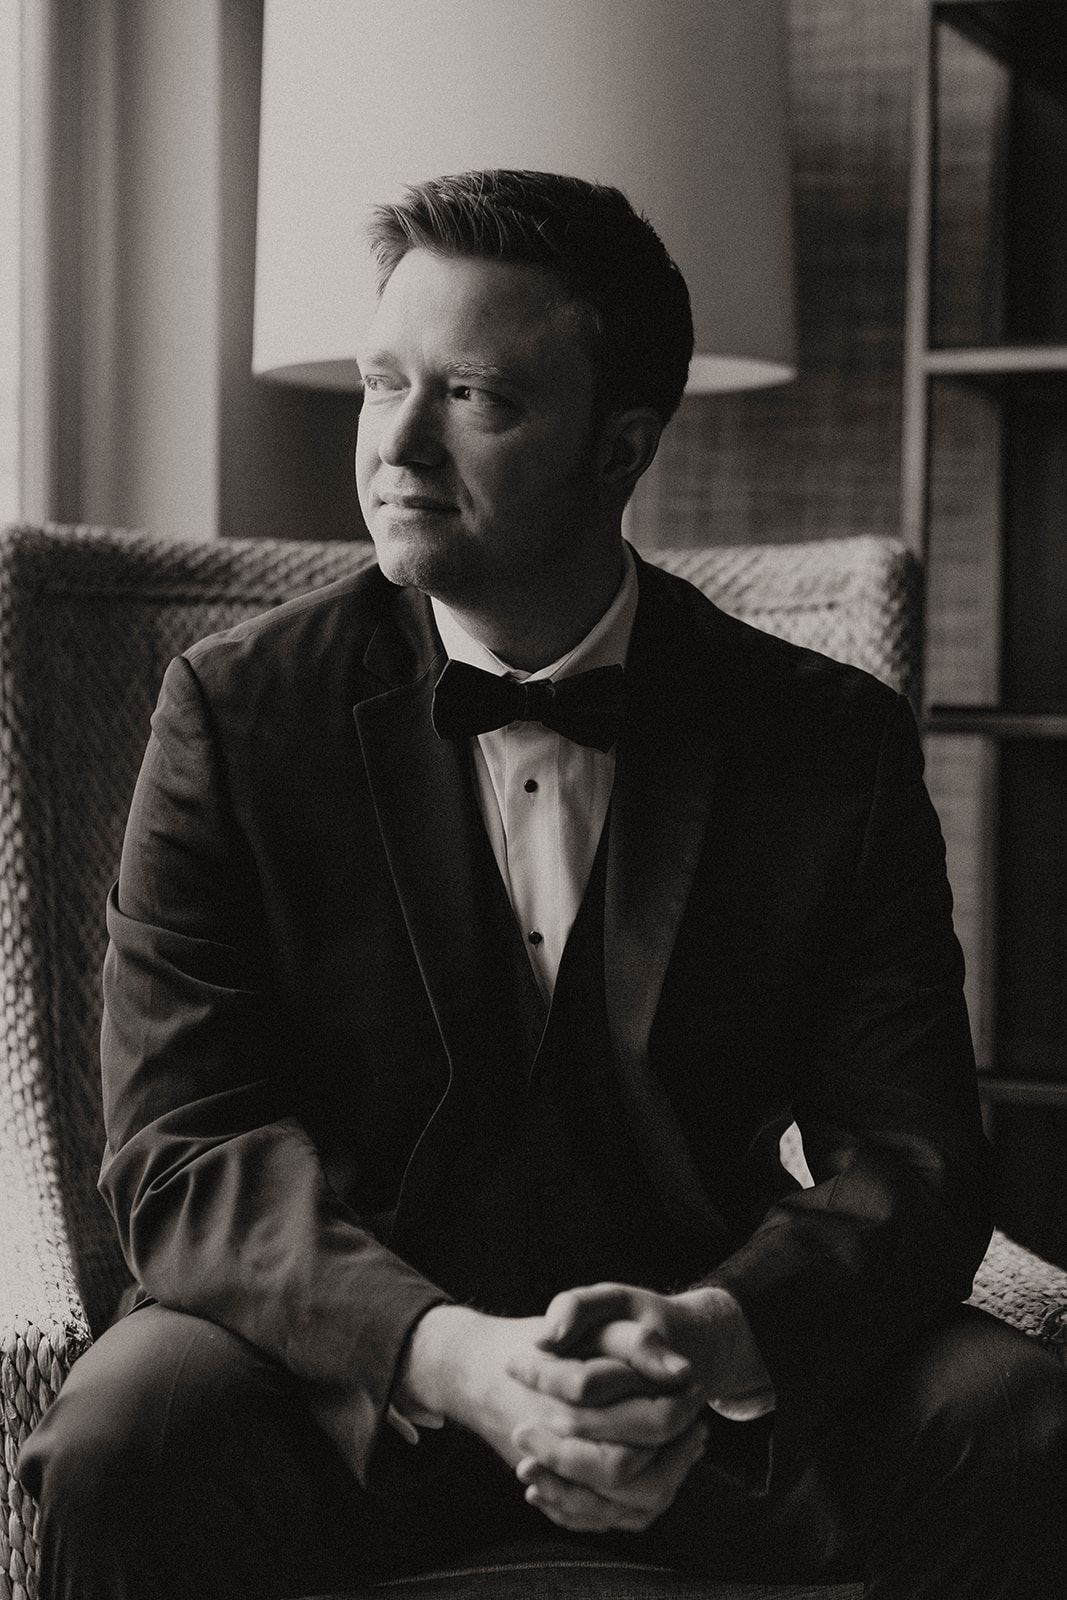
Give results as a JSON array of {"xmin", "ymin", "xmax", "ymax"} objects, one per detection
[{"xmin": 596, "ymin": 1320, "xmax": 691, "ymax": 1385}]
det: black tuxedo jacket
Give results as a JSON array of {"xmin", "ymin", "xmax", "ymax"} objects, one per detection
[{"xmin": 99, "ymin": 550, "xmax": 994, "ymax": 1484}]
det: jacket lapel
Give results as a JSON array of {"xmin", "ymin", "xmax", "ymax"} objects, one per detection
[
  {"xmin": 353, "ymin": 585, "xmax": 545, "ymax": 1096},
  {"xmin": 605, "ymin": 556, "xmax": 734, "ymax": 1241}
]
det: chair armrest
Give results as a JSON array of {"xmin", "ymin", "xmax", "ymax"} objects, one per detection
[
  {"xmin": 969, "ymin": 1228, "xmax": 1067, "ymax": 1357},
  {"xmin": 0, "ymin": 1172, "xmax": 92, "ymax": 1600}
]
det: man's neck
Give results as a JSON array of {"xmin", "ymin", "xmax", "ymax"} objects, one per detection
[{"xmin": 436, "ymin": 547, "xmax": 628, "ymax": 673}]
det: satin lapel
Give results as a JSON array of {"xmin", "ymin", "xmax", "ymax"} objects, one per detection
[
  {"xmin": 354, "ymin": 587, "xmax": 545, "ymax": 1089},
  {"xmin": 605, "ymin": 558, "xmax": 732, "ymax": 1241}
]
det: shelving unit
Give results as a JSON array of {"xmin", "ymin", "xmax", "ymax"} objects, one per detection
[{"xmin": 902, "ymin": 0, "xmax": 1067, "ymax": 1265}]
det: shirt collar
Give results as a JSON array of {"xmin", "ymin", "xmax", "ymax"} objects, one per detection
[{"xmin": 431, "ymin": 544, "xmax": 638, "ymax": 682}]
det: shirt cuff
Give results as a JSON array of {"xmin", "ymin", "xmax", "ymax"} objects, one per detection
[
  {"xmin": 693, "ymin": 1283, "xmax": 776, "ymax": 1421},
  {"xmin": 708, "ymin": 1388, "xmax": 776, "ymax": 1422},
  {"xmin": 386, "ymin": 1400, "xmax": 445, "ymax": 1444}
]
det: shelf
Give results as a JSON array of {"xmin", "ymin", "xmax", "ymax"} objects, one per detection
[
  {"xmin": 925, "ymin": 707, "xmax": 1067, "ymax": 737},
  {"xmin": 924, "ymin": 346, "xmax": 1067, "ymax": 377},
  {"xmin": 913, "ymin": 0, "xmax": 1067, "ymax": 1271},
  {"xmin": 978, "ymin": 1077, "xmax": 1067, "ymax": 1108}
]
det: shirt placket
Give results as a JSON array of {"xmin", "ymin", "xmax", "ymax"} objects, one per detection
[{"xmin": 503, "ymin": 721, "xmax": 561, "ymax": 999}]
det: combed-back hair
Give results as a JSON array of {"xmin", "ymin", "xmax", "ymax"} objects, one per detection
[{"xmin": 367, "ymin": 169, "xmax": 693, "ymax": 426}]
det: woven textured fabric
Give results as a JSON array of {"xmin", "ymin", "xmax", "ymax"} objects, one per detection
[
  {"xmin": 970, "ymin": 1231, "xmax": 1067, "ymax": 1346},
  {"xmin": 0, "ymin": 523, "xmax": 1059, "ymax": 1600},
  {"xmin": 0, "ymin": 526, "xmax": 374, "ymax": 1600},
  {"xmin": 652, "ymin": 536, "xmax": 920, "ymax": 699}
]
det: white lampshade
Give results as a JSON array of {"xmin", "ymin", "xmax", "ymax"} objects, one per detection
[{"xmin": 254, "ymin": 0, "xmax": 795, "ymax": 394}]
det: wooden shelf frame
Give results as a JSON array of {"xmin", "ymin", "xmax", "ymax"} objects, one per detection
[
  {"xmin": 903, "ymin": 4, "xmax": 1067, "ymax": 551},
  {"xmin": 901, "ymin": 0, "xmax": 938, "ymax": 557},
  {"xmin": 904, "ymin": 0, "xmax": 1067, "ymax": 1227},
  {"xmin": 924, "ymin": 345, "xmax": 1067, "ymax": 376},
  {"xmin": 926, "ymin": 707, "xmax": 1067, "ymax": 737}
]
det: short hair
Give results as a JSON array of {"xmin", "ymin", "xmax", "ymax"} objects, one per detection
[{"xmin": 367, "ymin": 169, "xmax": 693, "ymax": 426}]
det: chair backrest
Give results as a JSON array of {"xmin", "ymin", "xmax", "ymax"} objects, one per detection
[{"xmin": 0, "ymin": 525, "xmax": 917, "ymax": 1334}]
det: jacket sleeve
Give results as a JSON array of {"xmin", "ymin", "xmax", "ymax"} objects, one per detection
[
  {"xmin": 99, "ymin": 653, "xmax": 449, "ymax": 1484},
  {"xmin": 708, "ymin": 689, "xmax": 995, "ymax": 1451}
]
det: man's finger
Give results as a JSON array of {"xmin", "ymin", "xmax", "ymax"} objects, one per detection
[
  {"xmin": 514, "ymin": 1414, "xmax": 706, "ymax": 1506},
  {"xmin": 514, "ymin": 1428, "xmax": 653, "ymax": 1492},
  {"xmin": 518, "ymin": 1417, "xmax": 707, "ymax": 1528},
  {"xmin": 505, "ymin": 1352, "xmax": 663, "ymax": 1405},
  {"xmin": 537, "ymin": 1284, "xmax": 636, "ymax": 1352},
  {"xmin": 593, "ymin": 1320, "xmax": 692, "ymax": 1386},
  {"xmin": 559, "ymin": 1384, "xmax": 708, "ymax": 1447},
  {"xmin": 521, "ymin": 1467, "xmax": 653, "ymax": 1533}
]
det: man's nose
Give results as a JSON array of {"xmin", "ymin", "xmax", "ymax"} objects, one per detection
[{"xmin": 377, "ymin": 390, "xmax": 445, "ymax": 468}]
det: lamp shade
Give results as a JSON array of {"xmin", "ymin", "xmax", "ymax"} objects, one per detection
[{"xmin": 254, "ymin": 0, "xmax": 795, "ymax": 394}]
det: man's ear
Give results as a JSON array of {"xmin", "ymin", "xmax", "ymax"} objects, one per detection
[{"xmin": 596, "ymin": 409, "xmax": 663, "ymax": 497}]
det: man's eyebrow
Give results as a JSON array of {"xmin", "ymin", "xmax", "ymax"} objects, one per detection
[
  {"xmin": 357, "ymin": 349, "xmax": 397, "ymax": 370},
  {"xmin": 446, "ymin": 359, "xmax": 518, "ymax": 385},
  {"xmin": 357, "ymin": 352, "xmax": 529, "ymax": 387}
]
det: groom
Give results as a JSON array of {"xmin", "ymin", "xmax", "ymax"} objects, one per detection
[{"xmin": 19, "ymin": 169, "xmax": 1067, "ymax": 1598}]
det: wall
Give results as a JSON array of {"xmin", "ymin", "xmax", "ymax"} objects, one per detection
[{"xmin": 631, "ymin": 0, "xmax": 916, "ymax": 551}]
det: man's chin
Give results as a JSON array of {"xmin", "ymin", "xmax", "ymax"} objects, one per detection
[{"xmin": 371, "ymin": 525, "xmax": 475, "ymax": 599}]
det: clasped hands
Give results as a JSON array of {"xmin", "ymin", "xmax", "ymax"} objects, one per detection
[
  {"xmin": 507, "ymin": 1283, "xmax": 709, "ymax": 1535},
  {"xmin": 399, "ymin": 1282, "xmax": 757, "ymax": 1535}
]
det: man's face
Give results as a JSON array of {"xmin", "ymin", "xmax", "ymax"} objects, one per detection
[{"xmin": 355, "ymin": 249, "xmax": 605, "ymax": 606}]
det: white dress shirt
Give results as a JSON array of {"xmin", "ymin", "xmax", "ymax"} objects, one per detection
[{"xmin": 432, "ymin": 548, "xmax": 638, "ymax": 1003}]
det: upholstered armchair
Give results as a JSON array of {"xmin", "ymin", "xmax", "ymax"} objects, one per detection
[{"xmin": 0, "ymin": 525, "xmax": 1064, "ymax": 1600}]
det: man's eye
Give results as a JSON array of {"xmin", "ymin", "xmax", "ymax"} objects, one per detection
[
  {"xmin": 451, "ymin": 385, "xmax": 505, "ymax": 409},
  {"xmin": 362, "ymin": 375, "xmax": 400, "ymax": 396}
]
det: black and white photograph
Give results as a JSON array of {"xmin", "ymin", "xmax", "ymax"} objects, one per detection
[{"xmin": 1, "ymin": 3, "xmax": 1066, "ymax": 1596}]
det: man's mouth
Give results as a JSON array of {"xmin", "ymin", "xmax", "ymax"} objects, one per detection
[{"xmin": 380, "ymin": 495, "xmax": 456, "ymax": 513}]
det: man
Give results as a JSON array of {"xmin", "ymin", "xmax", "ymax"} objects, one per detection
[{"xmin": 18, "ymin": 170, "xmax": 1067, "ymax": 1597}]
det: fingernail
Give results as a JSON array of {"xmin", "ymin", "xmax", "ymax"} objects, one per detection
[{"xmin": 658, "ymin": 1351, "xmax": 689, "ymax": 1375}]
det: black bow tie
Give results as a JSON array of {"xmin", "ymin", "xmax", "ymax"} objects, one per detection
[{"xmin": 431, "ymin": 659, "xmax": 625, "ymax": 752}]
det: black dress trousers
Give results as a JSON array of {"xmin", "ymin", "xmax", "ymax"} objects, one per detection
[{"xmin": 17, "ymin": 1296, "xmax": 1067, "ymax": 1599}]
